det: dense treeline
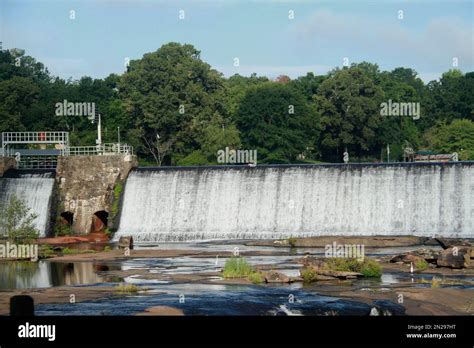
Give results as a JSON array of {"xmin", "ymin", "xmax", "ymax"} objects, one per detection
[{"xmin": 1, "ymin": 43, "xmax": 473, "ymax": 165}]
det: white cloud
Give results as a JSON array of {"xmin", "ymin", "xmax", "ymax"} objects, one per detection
[{"xmin": 293, "ymin": 10, "xmax": 473, "ymax": 73}]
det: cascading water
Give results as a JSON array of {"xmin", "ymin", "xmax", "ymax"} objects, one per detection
[
  {"xmin": 115, "ymin": 163, "xmax": 474, "ymax": 242},
  {"xmin": 0, "ymin": 171, "xmax": 55, "ymax": 237}
]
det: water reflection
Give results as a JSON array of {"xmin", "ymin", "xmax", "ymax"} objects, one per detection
[{"xmin": 0, "ymin": 261, "xmax": 119, "ymax": 289}]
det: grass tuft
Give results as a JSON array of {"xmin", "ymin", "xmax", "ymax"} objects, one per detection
[
  {"xmin": 325, "ymin": 257, "xmax": 382, "ymax": 278},
  {"xmin": 115, "ymin": 283, "xmax": 140, "ymax": 294},
  {"xmin": 223, "ymin": 257, "xmax": 253, "ymax": 278}
]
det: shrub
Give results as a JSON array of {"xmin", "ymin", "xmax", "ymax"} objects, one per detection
[
  {"xmin": 0, "ymin": 195, "xmax": 39, "ymax": 243},
  {"xmin": 359, "ymin": 259, "xmax": 382, "ymax": 278},
  {"xmin": 54, "ymin": 219, "xmax": 73, "ymax": 237},
  {"xmin": 300, "ymin": 267, "xmax": 318, "ymax": 283},
  {"xmin": 415, "ymin": 259, "xmax": 429, "ymax": 271},
  {"xmin": 325, "ymin": 257, "xmax": 382, "ymax": 278},
  {"xmin": 248, "ymin": 272, "xmax": 264, "ymax": 284},
  {"xmin": 115, "ymin": 283, "xmax": 140, "ymax": 294},
  {"xmin": 223, "ymin": 257, "xmax": 253, "ymax": 278},
  {"xmin": 288, "ymin": 236, "xmax": 297, "ymax": 248},
  {"xmin": 39, "ymin": 244, "xmax": 55, "ymax": 258}
]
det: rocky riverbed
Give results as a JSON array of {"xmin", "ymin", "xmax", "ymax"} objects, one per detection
[{"xmin": 0, "ymin": 236, "xmax": 472, "ymax": 316}]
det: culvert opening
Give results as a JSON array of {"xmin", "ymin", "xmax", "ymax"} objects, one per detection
[
  {"xmin": 60, "ymin": 212, "xmax": 74, "ymax": 225},
  {"xmin": 91, "ymin": 210, "xmax": 109, "ymax": 233}
]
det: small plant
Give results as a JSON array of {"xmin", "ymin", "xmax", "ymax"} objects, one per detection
[
  {"xmin": 223, "ymin": 256, "xmax": 254, "ymax": 278},
  {"xmin": 104, "ymin": 228, "xmax": 112, "ymax": 238},
  {"xmin": 415, "ymin": 259, "xmax": 429, "ymax": 271},
  {"xmin": 39, "ymin": 244, "xmax": 55, "ymax": 258},
  {"xmin": 431, "ymin": 277, "xmax": 442, "ymax": 289},
  {"xmin": 248, "ymin": 272, "xmax": 264, "ymax": 284},
  {"xmin": 54, "ymin": 219, "xmax": 73, "ymax": 237},
  {"xmin": 300, "ymin": 267, "xmax": 318, "ymax": 283},
  {"xmin": 62, "ymin": 247, "xmax": 96, "ymax": 255},
  {"xmin": 104, "ymin": 245, "xmax": 112, "ymax": 252},
  {"xmin": 115, "ymin": 283, "xmax": 140, "ymax": 294},
  {"xmin": 359, "ymin": 259, "xmax": 382, "ymax": 278},
  {"xmin": 288, "ymin": 236, "xmax": 297, "ymax": 248},
  {"xmin": 111, "ymin": 182, "xmax": 123, "ymax": 218}
]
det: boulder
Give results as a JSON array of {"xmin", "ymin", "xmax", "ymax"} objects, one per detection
[
  {"xmin": 390, "ymin": 253, "xmax": 425, "ymax": 264},
  {"xmin": 436, "ymin": 247, "xmax": 470, "ymax": 268},
  {"xmin": 435, "ymin": 238, "xmax": 471, "ymax": 250},
  {"xmin": 412, "ymin": 248, "xmax": 441, "ymax": 262},
  {"xmin": 264, "ymin": 271, "xmax": 290, "ymax": 283}
]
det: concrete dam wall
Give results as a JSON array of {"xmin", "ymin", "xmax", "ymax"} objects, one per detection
[{"xmin": 115, "ymin": 162, "xmax": 474, "ymax": 242}]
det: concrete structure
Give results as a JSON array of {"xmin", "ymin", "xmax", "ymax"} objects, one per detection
[
  {"xmin": 0, "ymin": 157, "xmax": 16, "ymax": 176},
  {"xmin": 56, "ymin": 154, "xmax": 138, "ymax": 234}
]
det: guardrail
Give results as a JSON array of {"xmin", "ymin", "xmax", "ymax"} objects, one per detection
[
  {"xmin": 2, "ymin": 132, "xmax": 69, "ymax": 144},
  {"xmin": 60, "ymin": 143, "xmax": 133, "ymax": 156}
]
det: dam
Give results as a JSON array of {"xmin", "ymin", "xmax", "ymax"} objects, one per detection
[
  {"xmin": 115, "ymin": 162, "xmax": 474, "ymax": 242},
  {"xmin": 0, "ymin": 170, "xmax": 55, "ymax": 237}
]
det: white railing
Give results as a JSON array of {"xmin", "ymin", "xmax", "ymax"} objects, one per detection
[
  {"xmin": 61, "ymin": 143, "xmax": 133, "ymax": 156},
  {"xmin": 2, "ymin": 132, "xmax": 69, "ymax": 144}
]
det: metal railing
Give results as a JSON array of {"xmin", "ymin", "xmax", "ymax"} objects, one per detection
[
  {"xmin": 2, "ymin": 132, "xmax": 69, "ymax": 144},
  {"xmin": 1, "ymin": 132, "xmax": 69, "ymax": 157},
  {"xmin": 16, "ymin": 155, "xmax": 58, "ymax": 169},
  {"xmin": 61, "ymin": 143, "xmax": 133, "ymax": 156}
]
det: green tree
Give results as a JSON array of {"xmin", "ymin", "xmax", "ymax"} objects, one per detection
[
  {"xmin": 120, "ymin": 42, "xmax": 226, "ymax": 165},
  {"xmin": 0, "ymin": 195, "xmax": 39, "ymax": 243},
  {"xmin": 235, "ymin": 82, "xmax": 317, "ymax": 163},
  {"xmin": 423, "ymin": 119, "xmax": 474, "ymax": 160},
  {"xmin": 315, "ymin": 67, "xmax": 383, "ymax": 161}
]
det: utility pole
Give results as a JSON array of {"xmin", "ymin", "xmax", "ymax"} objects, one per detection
[
  {"xmin": 97, "ymin": 113, "xmax": 102, "ymax": 146},
  {"xmin": 387, "ymin": 144, "xmax": 390, "ymax": 163}
]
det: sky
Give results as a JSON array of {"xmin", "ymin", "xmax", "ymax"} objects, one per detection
[{"xmin": 1, "ymin": 0, "xmax": 473, "ymax": 82}]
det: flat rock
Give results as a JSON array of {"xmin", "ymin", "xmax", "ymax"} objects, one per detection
[
  {"xmin": 264, "ymin": 271, "xmax": 290, "ymax": 283},
  {"xmin": 135, "ymin": 306, "xmax": 184, "ymax": 316},
  {"xmin": 316, "ymin": 270, "xmax": 363, "ymax": 279}
]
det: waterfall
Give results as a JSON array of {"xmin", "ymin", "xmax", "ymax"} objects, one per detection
[
  {"xmin": 0, "ymin": 171, "xmax": 55, "ymax": 237},
  {"xmin": 115, "ymin": 163, "xmax": 474, "ymax": 242}
]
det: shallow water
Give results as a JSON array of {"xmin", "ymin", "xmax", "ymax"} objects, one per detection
[{"xmin": 36, "ymin": 283, "xmax": 379, "ymax": 316}]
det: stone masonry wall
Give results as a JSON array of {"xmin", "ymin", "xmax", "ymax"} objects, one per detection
[
  {"xmin": 56, "ymin": 155, "xmax": 138, "ymax": 234},
  {"xmin": 0, "ymin": 157, "xmax": 16, "ymax": 177}
]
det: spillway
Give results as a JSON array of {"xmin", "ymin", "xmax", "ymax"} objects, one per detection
[
  {"xmin": 115, "ymin": 163, "xmax": 474, "ymax": 242},
  {"xmin": 0, "ymin": 171, "xmax": 55, "ymax": 237}
]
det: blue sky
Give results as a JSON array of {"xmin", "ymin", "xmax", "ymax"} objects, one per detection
[{"xmin": 1, "ymin": 0, "xmax": 473, "ymax": 82}]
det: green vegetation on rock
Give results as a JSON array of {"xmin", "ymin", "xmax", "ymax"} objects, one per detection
[
  {"xmin": 115, "ymin": 283, "xmax": 140, "ymax": 294},
  {"xmin": 415, "ymin": 259, "xmax": 429, "ymax": 271},
  {"xmin": 223, "ymin": 256, "xmax": 254, "ymax": 278},
  {"xmin": 326, "ymin": 257, "xmax": 382, "ymax": 278}
]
